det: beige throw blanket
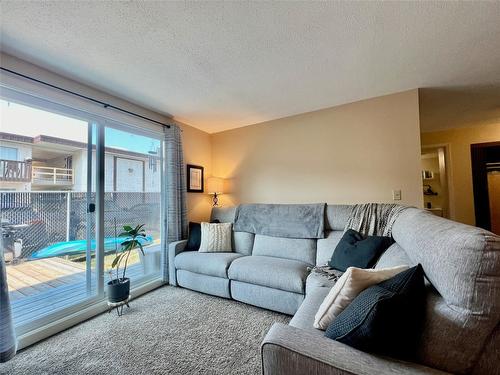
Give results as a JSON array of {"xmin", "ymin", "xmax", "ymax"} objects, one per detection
[{"xmin": 344, "ymin": 203, "xmax": 408, "ymax": 237}]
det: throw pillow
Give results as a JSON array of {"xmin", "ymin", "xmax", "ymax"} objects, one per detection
[
  {"xmin": 185, "ymin": 219, "xmax": 222, "ymax": 251},
  {"xmin": 329, "ymin": 229, "xmax": 393, "ymax": 272},
  {"xmin": 314, "ymin": 265, "xmax": 408, "ymax": 330},
  {"xmin": 198, "ymin": 222, "xmax": 233, "ymax": 252},
  {"xmin": 185, "ymin": 222, "xmax": 202, "ymax": 251},
  {"xmin": 325, "ymin": 264, "xmax": 426, "ymax": 360}
]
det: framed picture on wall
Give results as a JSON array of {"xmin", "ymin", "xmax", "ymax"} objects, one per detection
[{"xmin": 187, "ymin": 164, "xmax": 204, "ymax": 192}]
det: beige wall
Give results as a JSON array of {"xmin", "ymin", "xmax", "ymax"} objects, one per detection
[
  {"xmin": 181, "ymin": 124, "xmax": 213, "ymax": 222},
  {"xmin": 0, "ymin": 53, "xmax": 213, "ymax": 222},
  {"xmin": 211, "ymin": 90, "xmax": 423, "ymax": 208},
  {"xmin": 421, "ymin": 123, "xmax": 500, "ymax": 226}
]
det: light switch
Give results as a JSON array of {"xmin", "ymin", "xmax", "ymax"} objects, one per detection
[{"xmin": 392, "ymin": 189, "xmax": 402, "ymax": 201}]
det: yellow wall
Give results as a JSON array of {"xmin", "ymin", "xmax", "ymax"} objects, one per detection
[
  {"xmin": 181, "ymin": 124, "xmax": 213, "ymax": 222},
  {"xmin": 211, "ymin": 90, "xmax": 423, "ymax": 207},
  {"xmin": 421, "ymin": 124, "xmax": 500, "ymax": 225}
]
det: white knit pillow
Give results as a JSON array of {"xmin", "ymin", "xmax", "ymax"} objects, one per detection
[
  {"xmin": 198, "ymin": 222, "xmax": 233, "ymax": 252},
  {"xmin": 314, "ymin": 265, "xmax": 409, "ymax": 330}
]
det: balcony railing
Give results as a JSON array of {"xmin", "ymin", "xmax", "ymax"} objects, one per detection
[
  {"xmin": 0, "ymin": 159, "xmax": 32, "ymax": 182},
  {"xmin": 32, "ymin": 166, "xmax": 74, "ymax": 185}
]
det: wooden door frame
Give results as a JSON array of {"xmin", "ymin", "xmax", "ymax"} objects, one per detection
[{"xmin": 471, "ymin": 141, "xmax": 500, "ymax": 231}]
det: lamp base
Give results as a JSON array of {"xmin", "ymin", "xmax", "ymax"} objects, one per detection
[{"xmin": 212, "ymin": 192, "xmax": 219, "ymax": 207}]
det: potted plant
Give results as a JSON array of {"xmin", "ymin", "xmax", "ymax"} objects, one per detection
[{"xmin": 107, "ymin": 224, "xmax": 146, "ymax": 303}]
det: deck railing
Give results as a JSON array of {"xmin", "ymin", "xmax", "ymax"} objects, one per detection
[
  {"xmin": 32, "ymin": 166, "xmax": 74, "ymax": 185},
  {"xmin": 0, "ymin": 159, "xmax": 32, "ymax": 182}
]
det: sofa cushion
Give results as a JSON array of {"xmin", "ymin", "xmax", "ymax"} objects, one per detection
[
  {"xmin": 232, "ymin": 231, "xmax": 254, "ymax": 255},
  {"xmin": 228, "ymin": 255, "xmax": 309, "ymax": 294},
  {"xmin": 329, "ymin": 229, "xmax": 393, "ymax": 271},
  {"xmin": 174, "ymin": 251, "xmax": 243, "ymax": 278},
  {"xmin": 252, "ymin": 234, "xmax": 316, "ymax": 265},
  {"xmin": 210, "ymin": 206, "xmax": 237, "ymax": 223},
  {"xmin": 305, "ymin": 272, "xmax": 337, "ymax": 295},
  {"xmin": 316, "ymin": 230, "xmax": 343, "ymax": 266},
  {"xmin": 325, "ymin": 204, "xmax": 352, "ymax": 231},
  {"xmin": 290, "ymin": 287, "xmax": 329, "ymax": 336},
  {"xmin": 325, "ymin": 265, "xmax": 426, "ymax": 360},
  {"xmin": 374, "ymin": 243, "xmax": 414, "ymax": 269}
]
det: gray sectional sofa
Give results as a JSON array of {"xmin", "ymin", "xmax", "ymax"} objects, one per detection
[{"xmin": 168, "ymin": 204, "xmax": 500, "ymax": 375}]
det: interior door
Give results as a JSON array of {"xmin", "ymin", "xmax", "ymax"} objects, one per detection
[{"xmin": 471, "ymin": 142, "xmax": 500, "ymax": 234}]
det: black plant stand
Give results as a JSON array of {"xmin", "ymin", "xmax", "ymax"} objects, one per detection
[{"xmin": 107, "ymin": 295, "xmax": 131, "ymax": 316}]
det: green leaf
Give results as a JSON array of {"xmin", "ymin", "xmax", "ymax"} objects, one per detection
[
  {"xmin": 121, "ymin": 240, "xmax": 131, "ymax": 247},
  {"xmin": 111, "ymin": 254, "xmax": 122, "ymax": 268},
  {"xmin": 138, "ymin": 243, "xmax": 145, "ymax": 256},
  {"xmin": 123, "ymin": 225, "xmax": 133, "ymax": 232},
  {"xmin": 118, "ymin": 232, "xmax": 130, "ymax": 237}
]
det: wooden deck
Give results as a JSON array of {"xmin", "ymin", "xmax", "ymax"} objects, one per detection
[
  {"xmin": 7, "ymin": 257, "xmax": 87, "ymax": 302},
  {"xmin": 5, "ymin": 257, "xmax": 148, "ymax": 327}
]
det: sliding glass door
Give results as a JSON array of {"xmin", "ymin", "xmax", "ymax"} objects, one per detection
[
  {"xmin": 1, "ymin": 88, "xmax": 164, "ymax": 336},
  {"xmin": 0, "ymin": 96, "xmax": 98, "ymax": 331}
]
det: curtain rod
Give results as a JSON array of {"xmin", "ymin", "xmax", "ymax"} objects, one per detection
[{"xmin": 0, "ymin": 66, "xmax": 172, "ymax": 129}]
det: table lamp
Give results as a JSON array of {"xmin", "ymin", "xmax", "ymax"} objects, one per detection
[{"xmin": 207, "ymin": 177, "xmax": 224, "ymax": 206}]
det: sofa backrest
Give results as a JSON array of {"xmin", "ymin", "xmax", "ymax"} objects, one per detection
[
  {"xmin": 211, "ymin": 206, "xmax": 318, "ymax": 264},
  {"xmin": 252, "ymin": 234, "xmax": 316, "ymax": 265},
  {"xmin": 391, "ymin": 208, "xmax": 500, "ymax": 375},
  {"xmin": 211, "ymin": 206, "xmax": 254, "ymax": 255}
]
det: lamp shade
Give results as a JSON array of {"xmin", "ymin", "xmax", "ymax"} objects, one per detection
[{"xmin": 207, "ymin": 177, "xmax": 224, "ymax": 194}]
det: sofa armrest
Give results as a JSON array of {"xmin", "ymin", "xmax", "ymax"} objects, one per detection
[
  {"xmin": 261, "ymin": 323, "xmax": 450, "ymax": 375},
  {"xmin": 168, "ymin": 240, "xmax": 187, "ymax": 286}
]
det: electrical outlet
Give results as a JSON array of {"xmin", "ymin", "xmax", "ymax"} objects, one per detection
[{"xmin": 392, "ymin": 189, "xmax": 402, "ymax": 201}]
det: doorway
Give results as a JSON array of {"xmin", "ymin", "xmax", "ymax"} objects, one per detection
[
  {"xmin": 471, "ymin": 142, "xmax": 500, "ymax": 234},
  {"xmin": 421, "ymin": 146, "xmax": 450, "ymax": 218}
]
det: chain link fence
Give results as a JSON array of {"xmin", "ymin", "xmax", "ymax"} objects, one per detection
[{"xmin": 1, "ymin": 191, "xmax": 161, "ymax": 258}]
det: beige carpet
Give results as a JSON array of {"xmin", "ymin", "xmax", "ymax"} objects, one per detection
[{"xmin": 1, "ymin": 286, "xmax": 290, "ymax": 375}]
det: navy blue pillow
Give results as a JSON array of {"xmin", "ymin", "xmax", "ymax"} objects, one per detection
[
  {"xmin": 325, "ymin": 264, "xmax": 426, "ymax": 360},
  {"xmin": 185, "ymin": 222, "xmax": 201, "ymax": 251},
  {"xmin": 329, "ymin": 229, "xmax": 393, "ymax": 271}
]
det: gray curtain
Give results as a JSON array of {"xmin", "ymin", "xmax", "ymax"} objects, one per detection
[
  {"xmin": 0, "ymin": 245, "xmax": 17, "ymax": 362},
  {"xmin": 163, "ymin": 125, "xmax": 188, "ymax": 281}
]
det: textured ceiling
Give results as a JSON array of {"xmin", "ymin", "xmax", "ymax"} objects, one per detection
[{"xmin": 1, "ymin": 1, "xmax": 500, "ymax": 133}]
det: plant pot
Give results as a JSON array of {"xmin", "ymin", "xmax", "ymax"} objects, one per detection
[{"xmin": 107, "ymin": 278, "xmax": 130, "ymax": 303}]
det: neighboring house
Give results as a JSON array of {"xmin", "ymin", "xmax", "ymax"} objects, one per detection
[{"xmin": 0, "ymin": 132, "xmax": 161, "ymax": 192}]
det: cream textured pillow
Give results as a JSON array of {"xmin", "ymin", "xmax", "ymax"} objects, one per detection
[
  {"xmin": 198, "ymin": 222, "xmax": 233, "ymax": 252},
  {"xmin": 314, "ymin": 265, "xmax": 409, "ymax": 330}
]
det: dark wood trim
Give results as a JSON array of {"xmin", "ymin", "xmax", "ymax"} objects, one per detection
[
  {"xmin": 186, "ymin": 164, "xmax": 204, "ymax": 193},
  {"xmin": 471, "ymin": 141, "xmax": 500, "ymax": 230}
]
